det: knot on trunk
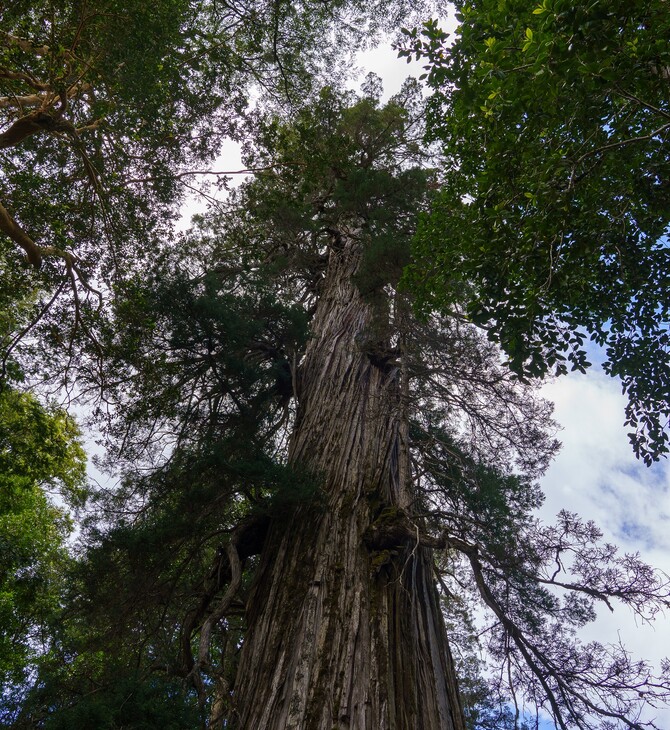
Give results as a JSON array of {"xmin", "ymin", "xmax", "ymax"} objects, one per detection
[
  {"xmin": 363, "ymin": 505, "xmax": 413, "ymax": 551},
  {"xmin": 355, "ymin": 331, "xmax": 400, "ymax": 376}
]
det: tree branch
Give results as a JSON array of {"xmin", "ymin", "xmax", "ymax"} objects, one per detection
[
  {"xmin": 123, "ymin": 162, "xmax": 307, "ymax": 186},
  {"xmin": 0, "ymin": 66, "xmax": 49, "ymax": 91},
  {"xmin": 180, "ymin": 515, "xmax": 269, "ymax": 676},
  {"xmin": 1, "ymin": 30, "xmax": 76, "ymax": 63},
  {"xmin": 197, "ymin": 539, "xmax": 242, "ymax": 671},
  {"xmin": 0, "ymin": 109, "xmax": 70, "ymax": 149},
  {"xmin": 0, "ymin": 199, "xmax": 43, "ymax": 266},
  {"xmin": 0, "ymin": 81, "xmax": 93, "ymax": 110},
  {"xmin": 573, "ymin": 122, "xmax": 670, "ymax": 168},
  {"xmin": 0, "ymin": 93, "xmax": 45, "ymax": 109}
]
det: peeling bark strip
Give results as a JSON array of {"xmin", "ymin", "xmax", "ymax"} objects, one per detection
[{"xmin": 233, "ymin": 235, "xmax": 466, "ymax": 729}]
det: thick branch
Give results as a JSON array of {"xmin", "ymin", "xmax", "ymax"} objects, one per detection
[
  {"xmin": 197, "ymin": 540, "xmax": 242, "ymax": 670},
  {"xmin": 180, "ymin": 514, "xmax": 269, "ymax": 674},
  {"xmin": 0, "ymin": 66, "xmax": 48, "ymax": 91},
  {"xmin": 0, "ymin": 81, "xmax": 93, "ymax": 110},
  {"xmin": 1, "ymin": 31, "xmax": 51, "ymax": 58},
  {"xmin": 0, "ymin": 201, "xmax": 100, "ymax": 292},
  {"xmin": 0, "ymin": 200, "xmax": 42, "ymax": 266},
  {"xmin": 0, "ymin": 93, "xmax": 45, "ymax": 109},
  {"xmin": 0, "ymin": 109, "xmax": 68, "ymax": 149}
]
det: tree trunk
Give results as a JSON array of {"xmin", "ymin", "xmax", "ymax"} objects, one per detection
[{"xmin": 233, "ymin": 235, "xmax": 465, "ymax": 729}]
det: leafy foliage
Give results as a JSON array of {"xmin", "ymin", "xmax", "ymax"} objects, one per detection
[
  {"xmin": 0, "ymin": 387, "xmax": 85, "ymax": 689},
  {"xmin": 0, "ymin": 0, "xmax": 440, "ymax": 387},
  {"xmin": 10, "ymin": 85, "xmax": 663, "ymax": 729},
  {"xmin": 10, "ymin": 661, "xmax": 201, "ymax": 729},
  {"xmin": 400, "ymin": 0, "xmax": 670, "ymax": 463}
]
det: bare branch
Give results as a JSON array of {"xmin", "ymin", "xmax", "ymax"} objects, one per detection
[
  {"xmin": 123, "ymin": 162, "xmax": 308, "ymax": 186},
  {"xmin": 197, "ymin": 539, "xmax": 242, "ymax": 671}
]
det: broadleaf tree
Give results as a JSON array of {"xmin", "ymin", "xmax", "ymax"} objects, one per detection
[
  {"xmin": 400, "ymin": 0, "xmax": 670, "ymax": 464},
  {"xmin": 0, "ymin": 387, "xmax": 86, "ymax": 699}
]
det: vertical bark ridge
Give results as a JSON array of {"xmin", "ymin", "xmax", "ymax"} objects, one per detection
[{"xmin": 233, "ymin": 237, "xmax": 465, "ymax": 729}]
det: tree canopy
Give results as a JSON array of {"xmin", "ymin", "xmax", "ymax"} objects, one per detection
[
  {"xmin": 5, "ymin": 84, "xmax": 668, "ymax": 729},
  {"xmin": 400, "ymin": 0, "xmax": 670, "ymax": 463},
  {"xmin": 0, "ymin": 0, "xmax": 438, "ymax": 386},
  {"xmin": 1, "ymin": 1, "xmax": 670, "ymax": 729}
]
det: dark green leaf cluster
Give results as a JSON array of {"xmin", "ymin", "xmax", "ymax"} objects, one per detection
[
  {"xmin": 88, "ymin": 247, "xmax": 309, "ymax": 471},
  {"xmin": 8, "ymin": 663, "xmax": 201, "ymax": 729},
  {"xmin": 241, "ymin": 80, "xmax": 432, "ymax": 298},
  {"xmin": 401, "ymin": 0, "xmax": 670, "ymax": 462}
]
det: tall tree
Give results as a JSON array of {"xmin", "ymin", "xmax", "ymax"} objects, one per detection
[
  {"xmin": 18, "ymin": 84, "xmax": 670, "ymax": 730},
  {"xmin": 400, "ymin": 0, "xmax": 670, "ymax": 464}
]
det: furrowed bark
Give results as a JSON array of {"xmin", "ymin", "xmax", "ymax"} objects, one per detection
[{"xmin": 233, "ymin": 234, "xmax": 465, "ymax": 729}]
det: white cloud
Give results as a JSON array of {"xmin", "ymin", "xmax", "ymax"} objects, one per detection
[
  {"xmin": 540, "ymin": 372, "xmax": 670, "ymax": 726},
  {"xmin": 541, "ymin": 373, "xmax": 670, "ymax": 556}
]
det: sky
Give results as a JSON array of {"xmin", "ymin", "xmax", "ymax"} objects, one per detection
[{"xmin": 538, "ymin": 372, "xmax": 670, "ymax": 728}]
